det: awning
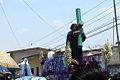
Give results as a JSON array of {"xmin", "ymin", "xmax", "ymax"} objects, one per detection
[{"xmin": 0, "ymin": 51, "xmax": 19, "ymax": 68}]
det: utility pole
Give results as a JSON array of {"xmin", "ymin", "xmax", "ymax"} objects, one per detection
[
  {"xmin": 113, "ymin": 17, "xmax": 114, "ymax": 50},
  {"xmin": 113, "ymin": 0, "xmax": 120, "ymax": 59}
]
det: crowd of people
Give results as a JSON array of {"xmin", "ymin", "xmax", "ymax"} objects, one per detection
[
  {"xmin": 43, "ymin": 58, "xmax": 120, "ymax": 80},
  {"xmin": 68, "ymin": 59, "xmax": 120, "ymax": 80}
]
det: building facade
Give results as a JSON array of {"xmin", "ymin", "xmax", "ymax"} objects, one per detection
[{"xmin": 7, "ymin": 47, "xmax": 49, "ymax": 76}]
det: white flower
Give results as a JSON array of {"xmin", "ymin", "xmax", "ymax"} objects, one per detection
[{"xmin": 63, "ymin": 41, "xmax": 72, "ymax": 65}]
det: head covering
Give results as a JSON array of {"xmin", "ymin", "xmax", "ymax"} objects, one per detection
[
  {"xmin": 21, "ymin": 58, "xmax": 29, "ymax": 65},
  {"xmin": 20, "ymin": 58, "xmax": 32, "ymax": 77},
  {"xmin": 47, "ymin": 51, "xmax": 55, "ymax": 60}
]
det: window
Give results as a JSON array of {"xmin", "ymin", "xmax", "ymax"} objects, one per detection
[
  {"xmin": 36, "ymin": 67, "xmax": 39, "ymax": 76},
  {"xmin": 31, "ymin": 68, "xmax": 34, "ymax": 75}
]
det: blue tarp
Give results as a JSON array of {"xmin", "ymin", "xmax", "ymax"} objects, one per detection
[
  {"xmin": 0, "ymin": 66, "xmax": 11, "ymax": 74},
  {"xmin": 15, "ymin": 76, "xmax": 47, "ymax": 80}
]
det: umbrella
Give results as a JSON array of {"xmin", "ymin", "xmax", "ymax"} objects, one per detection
[
  {"xmin": 0, "ymin": 51, "xmax": 19, "ymax": 68},
  {"xmin": 15, "ymin": 76, "xmax": 47, "ymax": 80}
]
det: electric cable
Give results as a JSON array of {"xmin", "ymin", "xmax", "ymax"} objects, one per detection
[
  {"xmin": 23, "ymin": 0, "xmax": 109, "ymax": 46},
  {"xmin": 0, "ymin": 3, "xmax": 21, "ymax": 47}
]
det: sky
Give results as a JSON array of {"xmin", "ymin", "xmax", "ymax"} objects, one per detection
[{"xmin": 0, "ymin": 0, "xmax": 120, "ymax": 52}]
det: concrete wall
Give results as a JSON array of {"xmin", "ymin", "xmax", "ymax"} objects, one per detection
[
  {"xmin": 107, "ymin": 47, "xmax": 120, "ymax": 75},
  {"xmin": 8, "ymin": 48, "xmax": 48, "ymax": 64},
  {"xmin": 108, "ymin": 47, "xmax": 120, "ymax": 65},
  {"xmin": 28, "ymin": 55, "xmax": 42, "ymax": 76}
]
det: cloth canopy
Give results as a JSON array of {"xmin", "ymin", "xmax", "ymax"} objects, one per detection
[{"xmin": 0, "ymin": 51, "xmax": 19, "ymax": 68}]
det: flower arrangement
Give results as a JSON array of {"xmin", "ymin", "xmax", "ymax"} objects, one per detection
[{"xmin": 63, "ymin": 41, "xmax": 72, "ymax": 66}]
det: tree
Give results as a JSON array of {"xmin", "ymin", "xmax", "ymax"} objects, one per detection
[
  {"xmin": 39, "ymin": 50, "xmax": 44, "ymax": 59},
  {"xmin": 102, "ymin": 40, "xmax": 112, "ymax": 70},
  {"xmin": 63, "ymin": 41, "xmax": 72, "ymax": 66}
]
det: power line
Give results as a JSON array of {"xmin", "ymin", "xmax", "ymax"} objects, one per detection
[
  {"xmin": 26, "ymin": 20, "xmax": 74, "ymax": 47},
  {"xmin": 85, "ymin": 17, "xmax": 119, "ymax": 35},
  {"xmin": 87, "ymin": 23, "xmax": 120, "ymax": 39},
  {"xmin": 40, "ymin": 34, "xmax": 66, "ymax": 47},
  {"xmin": 52, "ymin": 43, "xmax": 66, "ymax": 50},
  {"xmin": 22, "ymin": 0, "xmax": 75, "ymax": 46},
  {"xmin": 48, "ymin": 6, "xmax": 120, "ymax": 45},
  {"xmin": 22, "ymin": 0, "xmax": 66, "ymax": 37},
  {"xmin": 23, "ymin": 0, "xmax": 107, "ymax": 44},
  {"xmin": 84, "ymin": 6, "xmax": 120, "ymax": 28},
  {"xmin": 84, "ymin": 1, "xmax": 120, "ymax": 25},
  {"xmin": 44, "ymin": 36, "xmax": 66, "ymax": 47},
  {"xmin": 40, "ymin": 18, "xmax": 114, "ymax": 47},
  {"xmin": 0, "ymin": 3, "xmax": 21, "ymax": 47},
  {"xmin": 52, "ymin": 19, "xmax": 120, "ymax": 49},
  {"xmin": 21, "ymin": 0, "xmax": 74, "ymax": 47},
  {"xmin": 43, "ymin": 17, "xmax": 119, "ymax": 48},
  {"xmin": 24, "ymin": 0, "xmax": 109, "ymax": 47},
  {"xmin": 41, "ymin": 19, "xmax": 113, "ymax": 48},
  {"xmin": 82, "ymin": 0, "xmax": 108, "ymax": 16},
  {"xmin": 50, "ymin": 2, "xmax": 120, "ymax": 49},
  {"xmin": 56, "ymin": 23, "xmax": 120, "ymax": 50},
  {"xmin": 52, "ymin": 24, "xmax": 112, "ymax": 49}
]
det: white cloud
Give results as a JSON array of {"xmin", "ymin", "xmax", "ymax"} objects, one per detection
[
  {"xmin": 0, "ymin": 0, "xmax": 3, "ymax": 5},
  {"xmin": 51, "ymin": 20, "xmax": 64, "ymax": 28},
  {"xmin": 22, "ymin": 28, "xmax": 30, "ymax": 32},
  {"xmin": 17, "ymin": 28, "xmax": 30, "ymax": 34}
]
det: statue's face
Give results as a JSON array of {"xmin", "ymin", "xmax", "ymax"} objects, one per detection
[
  {"xmin": 25, "ymin": 60, "xmax": 27, "ymax": 62},
  {"xmin": 24, "ymin": 58, "xmax": 28, "ymax": 63},
  {"xmin": 70, "ymin": 24, "xmax": 78, "ymax": 31},
  {"xmin": 71, "ymin": 26, "xmax": 77, "ymax": 31}
]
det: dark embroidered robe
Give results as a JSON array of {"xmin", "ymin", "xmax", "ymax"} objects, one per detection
[{"xmin": 66, "ymin": 31, "xmax": 86, "ymax": 62}]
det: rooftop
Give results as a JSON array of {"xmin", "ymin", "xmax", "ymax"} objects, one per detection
[{"xmin": 7, "ymin": 47, "xmax": 49, "ymax": 53}]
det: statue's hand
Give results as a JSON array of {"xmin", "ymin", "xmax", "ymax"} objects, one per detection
[
  {"xmin": 80, "ymin": 28, "xmax": 83, "ymax": 34},
  {"xmin": 73, "ymin": 31, "xmax": 79, "ymax": 34}
]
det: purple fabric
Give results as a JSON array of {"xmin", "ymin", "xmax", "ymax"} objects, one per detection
[{"xmin": 42, "ymin": 53, "xmax": 68, "ymax": 79}]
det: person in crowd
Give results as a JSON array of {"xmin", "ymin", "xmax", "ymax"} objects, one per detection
[
  {"xmin": 69, "ymin": 68, "xmax": 107, "ymax": 80},
  {"xmin": 68, "ymin": 59, "xmax": 80, "ymax": 74}
]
